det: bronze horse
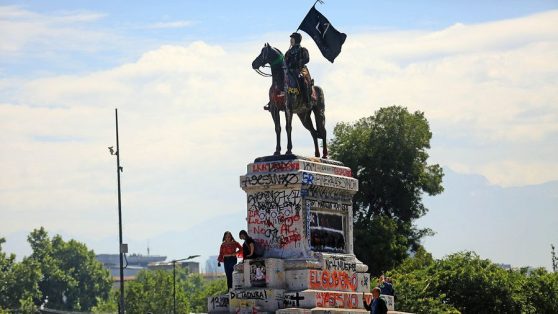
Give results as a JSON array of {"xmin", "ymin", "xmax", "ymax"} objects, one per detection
[{"xmin": 252, "ymin": 43, "xmax": 327, "ymax": 158}]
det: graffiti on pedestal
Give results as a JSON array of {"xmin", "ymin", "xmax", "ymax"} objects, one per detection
[
  {"xmin": 249, "ymin": 260, "xmax": 266, "ymax": 287},
  {"xmin": 229, "ymin": 289, "xmax": 284, "ymax": 313},
  {"xmin": 310, "ymin": 212, "xmax": 345, "ymax": 252},
  {"xmin": 303, "ymin": 187, "xmax": 353, "ymax": 203},
  {"xmin": 302, "ymin": 161, "xmax": 352, "ymax": 177},
  {"xmin": 308, "ymin": 256, "xmax": 368, "ymax": 292},
  {"xmin": 251, "ymin": 161, "xmax": 300, "ymax": 173},
  {"xmin": 316, "ymin": 292, "xmax": 359, "ymax": 309},
  {"xmin": 241, "ymin": 172, "xmax": 299, "ymax": 188},
  {"xmin": 208, "ymin": 295, "xmax": 229, "ymax": 311},
  {"xmin": 307, "ymin": 199, "xmax": 350, "ymax": 211},
  {"xmin": 283, "ymin": 292, "xmax": 306, "ymax": 308},
  {"xmin": 249, "ymin": 160, "xmax": 353, "ymax": 177},
  {"xmin": 309, "ymin": 269, "xmax": 357, "ymax": 291},
  {"xmin": 247, "ymin": 189, "xmax": 304, "ymax": 250},
  {"xmin": 302, "ymin": 172, "xmax": 358, "ymax": 191}
]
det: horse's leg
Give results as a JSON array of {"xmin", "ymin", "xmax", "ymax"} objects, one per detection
[
  {"xmin": 321, "ymin": 135, "xmax": 328, "ymax": 159},
  {"xmin": 313, "ymin": 86, "xmax": 328, "ymax": 158},
  {"xmin": 297, "ymin": 110, "xmax": 320, "ymax": 157},
  {"xmin": 269, "ymin": 102, "xmax": 281, "ymax": 155},
  {"xmin": 285, "ymin": 98, "xmax": 294, "ymax": 155}
]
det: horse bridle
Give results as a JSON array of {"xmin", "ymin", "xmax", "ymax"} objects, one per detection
[{"xmin": 254, "ymin": 44, "xmax": 283, "ymax": 77}]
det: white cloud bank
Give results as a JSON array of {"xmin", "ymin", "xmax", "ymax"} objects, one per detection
[{"xmin": 0, "ymin": 9, "xmax": 557, "ymax": 247}]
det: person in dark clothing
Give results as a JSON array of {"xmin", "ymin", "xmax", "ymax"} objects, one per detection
[
  {"xmin": 239, "ymin": 230, "xmax": 257, "ymax": 260},
  {"xmin": 285, "ymin": 32, "xmax": 312, "ymax": 106},
  {"xmin": 363, "ymin": 287, "xmax": 388, "ymax": 314},
  {"xmin": 378, "ymin": 275, "xmax": 394, "ymax": 296}
]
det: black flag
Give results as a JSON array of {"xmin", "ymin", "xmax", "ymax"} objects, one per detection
[{"xmin": 298, "ymin": 6, "xmax": 347, "ymax": 63}]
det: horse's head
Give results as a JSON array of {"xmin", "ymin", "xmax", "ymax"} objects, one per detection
[{"xmin": 252, "ymin": 43, "xmax": 282, "ymax": 70}]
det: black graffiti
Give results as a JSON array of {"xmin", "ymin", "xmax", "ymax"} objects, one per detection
[
  {"xmin": 209, "ymin": 296, "xmax": 229, "ymax": 309},
  {"xmin": 283, "ymin": 292, "xmax": 305, "ymax": 307},
  {"xmin": 247, "ymin": 190, "xmax": 300, "ymax": 211},
  {"xmin": 304, "ymin": 187, "xmax": 352, "ymax": 202},
  {"xmin": 324, "ymin": 257, "xmax": 357, "ymax": 272},
  {"xmin": 241, "ymin": 173, "xmax": 299, "ymax": 187},
  {"xmin": 231, "ymin": 290, "xmax": 268, "ymax": 300},
  {"xmin": 309, "ymin": 173, "xmax": 357, "ymax": 190},
  {"xmin": 306, "ymin": 199, "xmax": 350, "ymax": 211}
]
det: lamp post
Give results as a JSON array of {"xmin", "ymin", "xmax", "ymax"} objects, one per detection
[
  {"xmin": 109, "ymin": 108, "xmax": 126, "ymax": 314},
  {"xmin": 171, "ymin": 255, "xmax": 200, "ymax": 314}
]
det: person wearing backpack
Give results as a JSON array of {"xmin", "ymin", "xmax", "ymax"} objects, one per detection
[{"xmin": 239, "ymin": 230, "xmax": 261, "ymax": 260}]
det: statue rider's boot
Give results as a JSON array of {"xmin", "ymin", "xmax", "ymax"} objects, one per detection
[{"xmin": 299, "ymin": 79, "xmax": 310, "ymax": 109}]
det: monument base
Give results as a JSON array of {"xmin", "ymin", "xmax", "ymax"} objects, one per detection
[{"xmin": 207, "ymin": 155, "xmax": 387, "ymax": 313}]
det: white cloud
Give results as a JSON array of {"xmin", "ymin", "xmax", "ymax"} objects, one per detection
[
  {"xmin": 146, "ymin": 20, "xmax": 194, "ymax": 29},
  {"xmin": 0, "ymin": 5, "xmax": 111, "ymax": 55}
]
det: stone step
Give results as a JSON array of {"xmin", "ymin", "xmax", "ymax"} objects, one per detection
[
  {"xmin": 278, "ymin": 308, "xmax": 369, "ymax": 313},
  {"xmin": 278, "ymin": 310, "xmax": 407, "ymax": 314},
  {"xmin": 233, "ymin": 257, "xmax": 371, "ymax": 293},
  {"xmin": 209, "ymin": 290, "xmax": 397, "ymax": 313},
  {"xmin": 283, "ymin": 289, "xmax": 369, "ymax": 310},
  {"xmin": 207, "ymin": 294, "xmax": 229, "ymax": 313},
  {"xmin": 229, "ymin": 288, "xmax": 285, "ymax": 313},
  {"xmin": 285, "ymin": 268, "xmax": 370, "ymax": 293}
]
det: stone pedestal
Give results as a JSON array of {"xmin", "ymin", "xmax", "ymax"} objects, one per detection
[{"xmin": 208, "ymin": 155, "xmax": 374, "ymax": 313}]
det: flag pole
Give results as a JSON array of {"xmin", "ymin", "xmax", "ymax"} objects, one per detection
[{"xmin": 297, "ymin": 0, "xmax": 324, "ymax": 31}]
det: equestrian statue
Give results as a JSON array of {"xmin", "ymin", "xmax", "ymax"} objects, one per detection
[{"xmin": 251, "ymin": 32, "xmax": 327, "ymax": 158}]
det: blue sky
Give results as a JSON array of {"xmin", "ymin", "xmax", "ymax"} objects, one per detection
[{"xmin": 1, "ymin": 1, "xmax": 557, "ymax": 270}]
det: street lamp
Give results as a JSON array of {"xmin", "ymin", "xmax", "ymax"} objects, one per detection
[
  {"xmin": 171, "ymin": 255, "xmax": 200, "ymax": 314},
  {"xmin": 110, "ymin": 108, "xmax": 126, "ymax": 314}
]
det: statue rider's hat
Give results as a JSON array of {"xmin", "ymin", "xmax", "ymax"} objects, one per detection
[{"xmin": 290, "ymin": 32, "xmax": 302, "ymax": 44}]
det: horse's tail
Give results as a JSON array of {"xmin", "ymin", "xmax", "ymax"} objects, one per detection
[{"xmin": 312, "ymin": 86, "xmax": 326, "ymax": 140}]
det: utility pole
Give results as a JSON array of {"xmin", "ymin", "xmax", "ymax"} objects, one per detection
[{"xmin": 111, "ymin": 108, "xmax": 126, "ymax": 313}]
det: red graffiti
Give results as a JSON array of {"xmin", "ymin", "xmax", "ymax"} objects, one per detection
[
  {"xmin": 309, "ymin": 269, "xmax": 358, "ymax": 291},
  {"xmin": 333, "ymin": 167, "xmax": 352, "ymax": 177},
  {"xmin": 252, "ymin": 163, "xmax": 269, "ymax": 172},
  {"xmin": 251, "ymin": 161, "xmax": 300, "ymax": 173},
  {"xmin": 316, "ymin": 292, "xmax": 359, "ymax": 309}
]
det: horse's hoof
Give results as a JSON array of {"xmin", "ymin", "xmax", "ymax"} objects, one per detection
[{"xmin": 286, "ymin": 150, "xmax": 293, "ymax": 155}]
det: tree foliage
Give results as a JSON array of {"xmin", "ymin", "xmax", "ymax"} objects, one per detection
[
  {"xmin": 330, "ymin": 106, "xmax": 444, "ymax": 274},
  {"xmin": 93, "ymin": 268, "xmax": 228, "ymax": 314},
  {"xmin": 0, "ymin": 237, "xmax": 41, "ymax": 313},
  {"xmin": 389, "ymin": 250, "xmax": 558, "ymax": 314},
  {"xmin": 0, "ymin": 228, "xmax": 112, "ymax": 312}
]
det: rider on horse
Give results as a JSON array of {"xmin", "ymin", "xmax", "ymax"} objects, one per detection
[{"xmin": 285, "ymin": 32, "xmax": 313, "ymax": 107}]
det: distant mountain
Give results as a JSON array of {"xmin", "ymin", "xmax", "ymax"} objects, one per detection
[{"xmin": 418, "ymin": 168, "xmax": 558, "ymax": 270}]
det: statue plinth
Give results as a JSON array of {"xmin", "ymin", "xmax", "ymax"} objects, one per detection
[
  {"xmin": 240, "ymin": 155, "xmax": 358, "ymax": 259},
  {"xmin": 206, "ymin": 155, "xmax": 374, "ymax": 313}
]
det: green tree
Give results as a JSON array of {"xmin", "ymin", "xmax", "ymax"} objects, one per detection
[
  {"xmin": 429, "ymin": 252, "xmax": 520, "ymax": 313},
  {"xmin": 388, "ymin": 250, "xmax": 558, "ymax": 313},
  {"xmin": 93, "ymin": 269, "xmax": 227, "ymax": 314},
  {"xmin": 186, "ymin": 274, "xmax": 227, "ymax": 312},
  {"xmin": 0, "ymin": 237, "xmax": 42, "ymax": 312},
  {"xmin": 124, "ymin": 268, "xmax": 190, "ymax": 314},
  {"xmin": 523, "ymin": 268, "xmax": 558, "ymax": 314},
  {"xmin": 330, "ymin": 106, "xmax": 444, "ymax": 275},
  {"xmin": 26, "ymin": 227, "xmax": 112, "ymax": 311}
]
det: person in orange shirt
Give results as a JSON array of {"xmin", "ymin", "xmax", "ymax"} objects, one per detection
[{"xmin": 217, "ymin": 231, "xmax": 242, "ymax": 290}]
